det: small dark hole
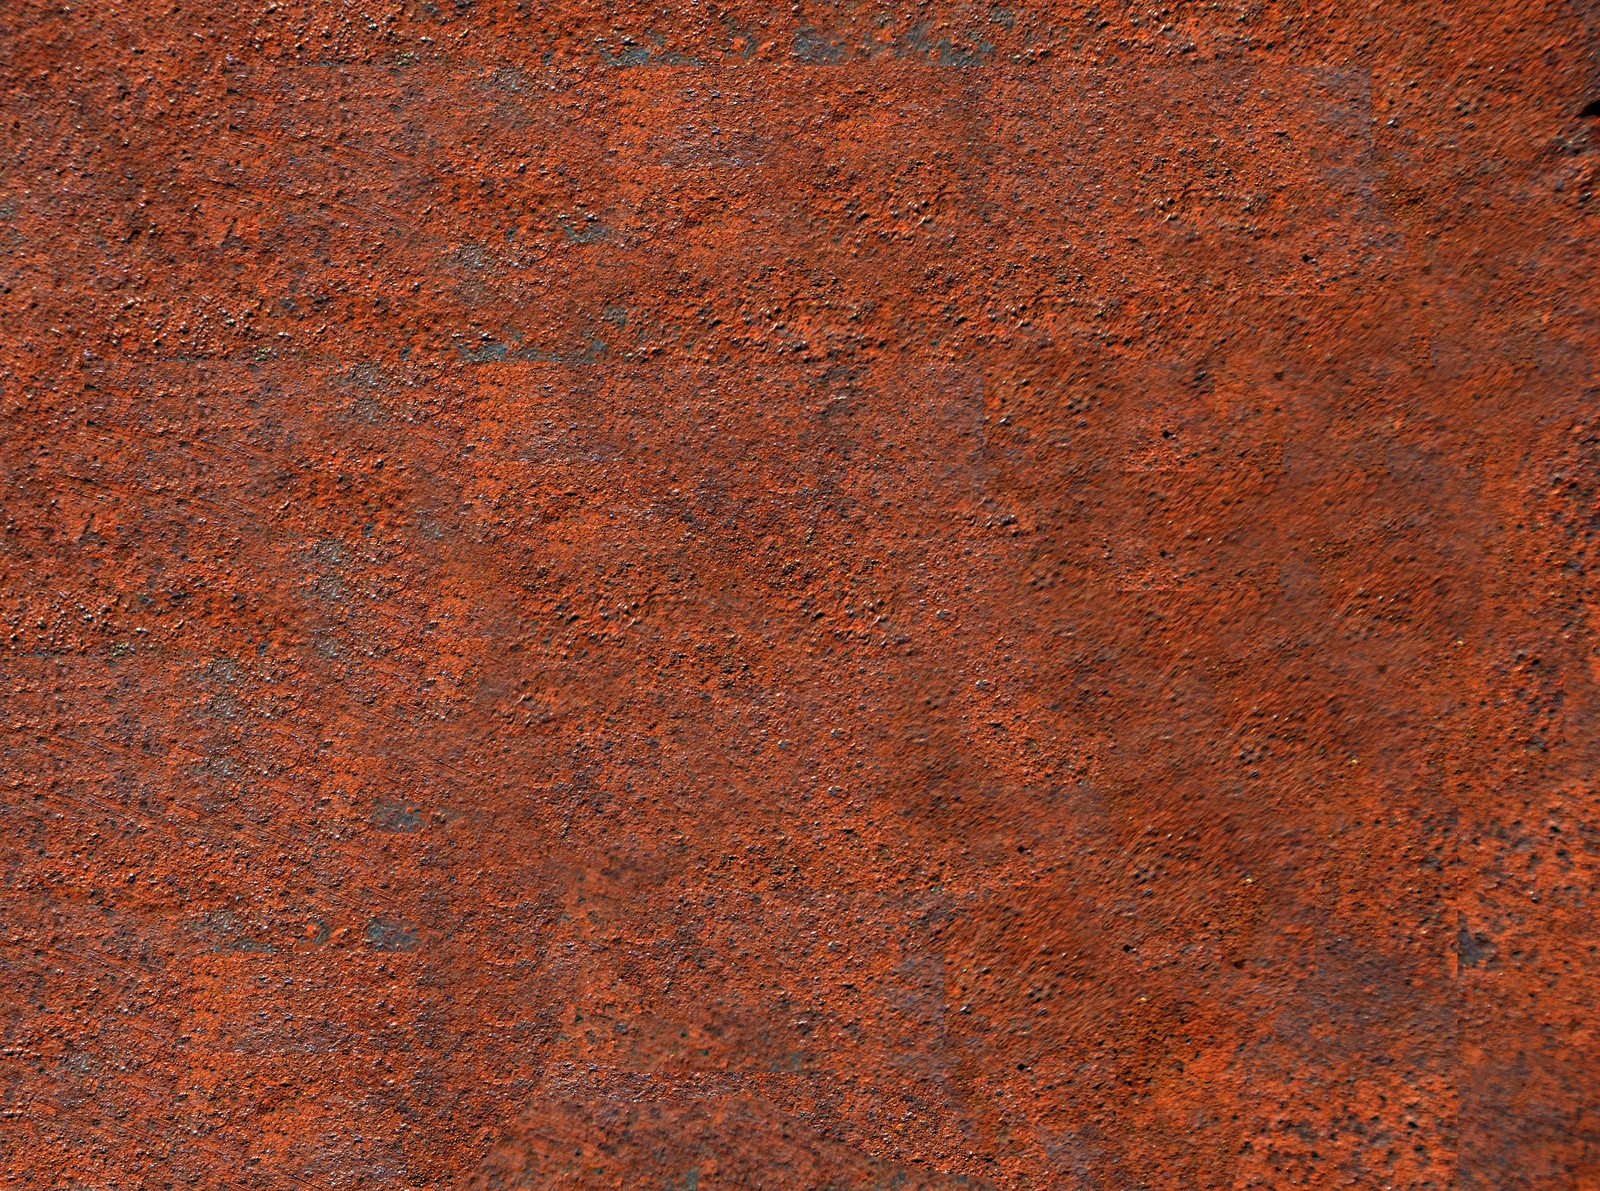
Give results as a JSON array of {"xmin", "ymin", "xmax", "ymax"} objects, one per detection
[{"xmin": 1582, "ymin": 98, "xmax": 1600, "ymax": 118}]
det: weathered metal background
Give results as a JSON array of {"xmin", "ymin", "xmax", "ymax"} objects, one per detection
[{"xmin": 3, "ymin": 2, "xmax": 1599, "ymax": 1187}]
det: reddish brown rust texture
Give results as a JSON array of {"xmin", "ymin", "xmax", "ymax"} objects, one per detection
[{"xmin": 2, "ymin": 1, "xmax": 1599, "ymax": 1187}]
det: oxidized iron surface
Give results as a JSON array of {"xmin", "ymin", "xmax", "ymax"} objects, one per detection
[{"xmin": 3, "ymin": 2, "xmax": 1598, "ymax": 1188}]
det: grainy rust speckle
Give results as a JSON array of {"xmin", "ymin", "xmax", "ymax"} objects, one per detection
[{"xmin": 3, "ymin": 2, "xmax": 1599, "ymax": 1188}]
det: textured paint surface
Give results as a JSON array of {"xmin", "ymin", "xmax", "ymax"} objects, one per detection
[{"xmin": 3, "ymin": 2, "xmax": 1599, "ymax": 1188}]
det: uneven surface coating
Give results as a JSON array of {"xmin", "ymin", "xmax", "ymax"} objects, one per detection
[{"xmin": 3, "ymin": 2, "xmax": 1599, "ymax": 1187}]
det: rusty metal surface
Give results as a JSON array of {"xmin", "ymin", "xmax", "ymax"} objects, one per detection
[{"xmin": 3, "ymin": 3, "xmax": 1599, "ymax": 1187}]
